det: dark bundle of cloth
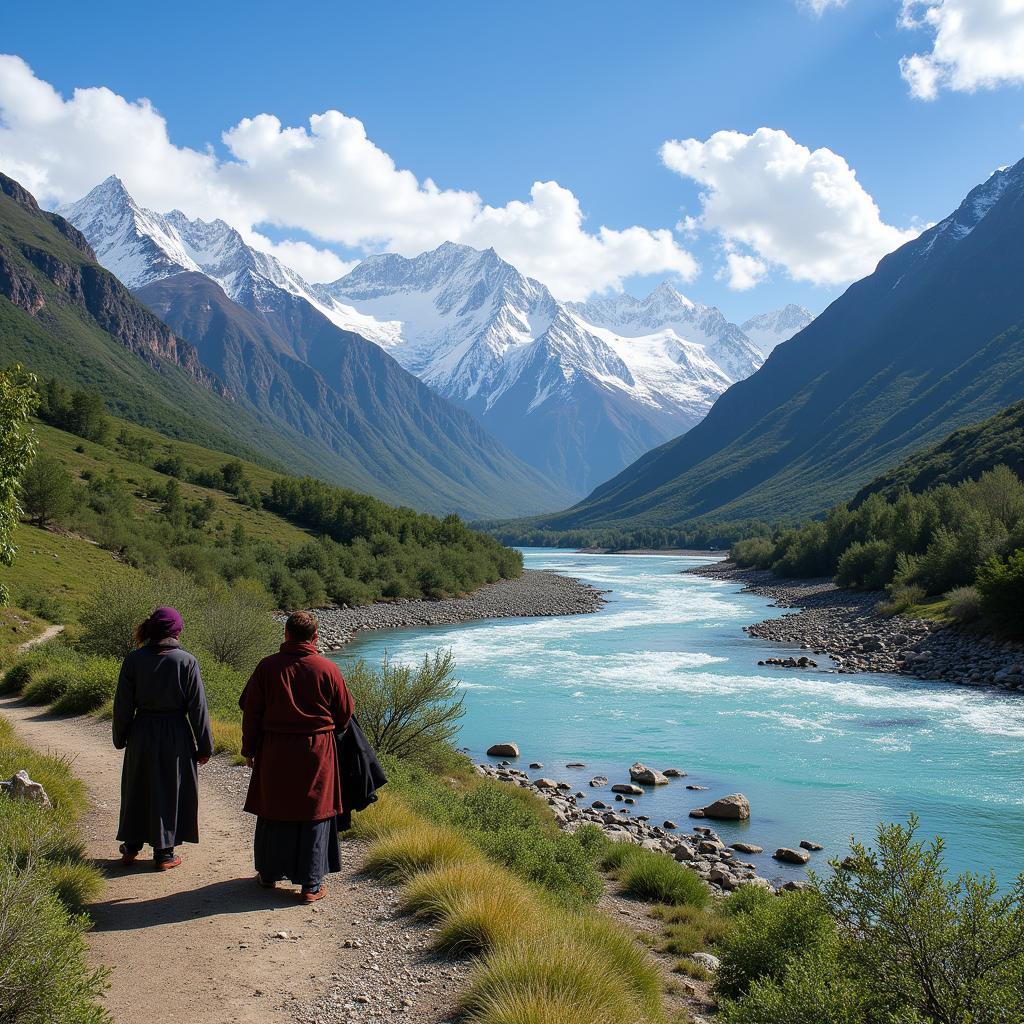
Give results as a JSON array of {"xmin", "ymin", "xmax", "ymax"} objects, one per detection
[{"xmin": 335, "ymin": 716, "xmax": 387, "ymax": 831}]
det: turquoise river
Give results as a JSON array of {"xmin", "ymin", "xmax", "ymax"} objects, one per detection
[{"xmin": 334, "ymin": 550, "xmax": 1024, "ymax": 885}]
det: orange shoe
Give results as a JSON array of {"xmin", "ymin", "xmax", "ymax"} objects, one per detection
[
  {"xmin": 298, "ymin": 884, "xmax": 326, "ymax": 903},
  {"xmin": 155, "ymin": 855, "xmax": 182, "ymax": 870}
]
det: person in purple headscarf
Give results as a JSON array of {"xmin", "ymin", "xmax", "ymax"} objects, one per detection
[{"xmin": 112, "ymin": 606, "xmax": 213, "ymax": 869}]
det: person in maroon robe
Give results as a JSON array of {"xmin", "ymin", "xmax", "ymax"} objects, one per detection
[{"xmin": 239, "ymin": 610, "xmax": 353, "ymax": 902}]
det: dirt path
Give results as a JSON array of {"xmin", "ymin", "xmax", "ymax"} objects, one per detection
[
  {"xmin": 17, "ymin": 622, "xmax": 64, "ymax": 651},
  {"xmin": 0, "ymin": 696, "xmax": 466, "ymax": 1024}
]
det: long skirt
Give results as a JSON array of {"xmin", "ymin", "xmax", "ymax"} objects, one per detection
[
  {"xmin": 254, "ymin": 816, "xmax": 341, "ymax": 889},
  {"xmin": 117, "ymin": 713, "xmax": 199, "ymax": 849}
]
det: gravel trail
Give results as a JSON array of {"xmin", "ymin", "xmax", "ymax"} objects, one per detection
[{"xmin": 0, "ymin": 695, "xmax": 463, "ymax": 1024}]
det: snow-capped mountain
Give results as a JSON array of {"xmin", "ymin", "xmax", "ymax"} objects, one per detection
[
  {"xmin": 58, "ymin": 177, "xmax": 569, "ymax": 518},
  {"xmin": 317, "ymin": 248, "xmax": 753, "ymax": 492},
  {"xmin": 572, "ymin": 283, "xmax": 764, "ymax": 383},
  {"xmin": 740, "ymin": 304, "xmax": 815, "ymax": 356},
  {"xmin": 60, "ymin": 176, "xmax": 779, "ymax": 494}
]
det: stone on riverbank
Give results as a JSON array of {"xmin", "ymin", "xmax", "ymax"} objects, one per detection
[
  {"xmin": 773, "ymin": 847, "xmax": 811, "ymax": 864},
  {"xmin": 611, "ymin": 783, "xmax": 644, "ymax": 795},
  {"xmin": 731, "ymin": 842, "xmax": 763, "ymax": 854},
  {"xmin": 700, "ymin": 793, "xmax": 751, "ymax": 821},
  {"xmin": 487, "ymin": 742, "xmax": 520, "ymax": 757},
  {"xmin": 1, "ymin": 770, "xmax": 51, "ymax": 807},
  {"xmin": 799, "ymin": 839, "xmax": 823, "ymax": 851},
  {"xmin": 629, "ymin": 762, "xmax": 669, "ymax": 785}
]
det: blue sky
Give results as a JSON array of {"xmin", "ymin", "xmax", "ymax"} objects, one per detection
[{"xmin": 2, "ymin": 0, "xmax": 1022, "ymax": 320}]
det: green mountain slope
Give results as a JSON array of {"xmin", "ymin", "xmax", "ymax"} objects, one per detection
[
  {"xmin": 538, "ymin": 159, "xmax": 1024, "ymax": 530},
  {"xmin": 853, "ymin": 399, "xmax": 1024, "ymax": 502},
  {"xmin": 0, "ymin": 173, "xmax": 569, "ymax": 518}
]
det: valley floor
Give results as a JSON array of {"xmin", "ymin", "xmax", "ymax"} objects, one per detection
[
  {"xmin": 690, "ymin": 562, "xmax": 1024, "ymax": 691},
  {"xmin": 0, "ymin": 696, "xmax": 467, "ymax": 1024}
]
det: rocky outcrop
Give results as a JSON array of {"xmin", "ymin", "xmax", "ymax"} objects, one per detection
[
  {"xmin": 0, "ymin": 242, "xmax": 44, "ymax": 314},
  {"xmin": 773, "ymin": 847, "xmax": 811, "ymax": 865},
  {"xmin": 1, "ymin": 770, "xmax": 51, "ymax": 808},
  {"xmin": 699, "ymin": 793, "xmax": 751, "ymax": 821}
]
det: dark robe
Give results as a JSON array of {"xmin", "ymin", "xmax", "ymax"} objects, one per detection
[
  {"xmin": 112, "ymin": 639, "xmax": 213, "ymax": 850},
  {"xmin": 336, "ymin": 716, "xmax": 387, "ymax": 831},
  {"xmin": 239, "ymin": 640, "xmax": 353, "ymax": 887}
]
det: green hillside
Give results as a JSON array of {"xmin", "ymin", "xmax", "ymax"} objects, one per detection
[
  {"xmin": 853, "ymin": 398, "xmax": 1024, "ymax": 503},
  {"xmin": 0, "ymin": 396, "xmax": 522, "ymax": 622}
]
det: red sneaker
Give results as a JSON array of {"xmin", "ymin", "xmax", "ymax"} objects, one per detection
[
  {"xmin": 155, "ymin": 855, "xmax": 182, "ymax": 871},
  {"xmin": 298, "ymin": 885, "xmax": 326, "ymax": 903}
]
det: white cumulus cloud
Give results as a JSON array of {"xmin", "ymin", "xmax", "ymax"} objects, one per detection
[
  {"xmin": 899, "ymin": 0, "xmax": 1024, "ymax": 99},
  {"xmin": 660, "ymin": 127, "xmax": 918, "ymax": 289},
  {"xmin": 0, "ymin": 55, "xmax": 697, "ymax": 301}
]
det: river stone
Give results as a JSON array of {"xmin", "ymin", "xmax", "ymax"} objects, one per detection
[
  {"xmin": 663, "ymin": 768, "xmax": 687, "ymax": 777},
  {"xmin": 731, "ymin": 842, "xmax": 764, "ymax": 854},
  {"xmin": 486, "ymin": 742, "xmax": 520, "ymax": 758},
  {"xmin": 688, "ymin": 807, "xmax": 706, "ymax": 818},
  {"xmin": 773, "ymin": 847, "xmax": 811, "ymax": 864},
  {"xmin": 700, "ymin": 793, "xmax": 751, "ymax": 821},
  {"xmin": 529, "ymin": 762, "xmax": 543, "ymax": 769},
  {"xmin": 533, "ymin": 778, "xmax": 558, "ymax": 789},
  {"xmin": 629, "ymin": 762, "xmax": 669, "ymax": 786},
  {"xmin": 566, "ymin": 762, "xmax": 586, "ymax": 768},
  {"xmin": 589, "ymin": 776, "xmax": 609, "ymax": 787},
  {"xmin": 782, "ymin": 880, "xmax": 814, "ymax": 891},
  {"xmin": 611, "ymin": 783, "xmax": 644, "ymax": 795},
  {"xmin": 799, "ymin": 839, "xmax": 823, "ymax": 851}
]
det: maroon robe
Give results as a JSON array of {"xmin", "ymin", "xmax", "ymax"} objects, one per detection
[{"xmin": 239, "ymin": 640, "xmax": 353, "ymax": 822}]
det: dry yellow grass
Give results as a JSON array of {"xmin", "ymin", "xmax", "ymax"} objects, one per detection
[{"xmin": 363, "ymin": 823, "xmax": 479, "ymax": 882}]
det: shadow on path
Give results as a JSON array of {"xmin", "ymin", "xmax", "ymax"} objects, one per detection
[{"xmin": 89, "ymin": 876, "xmax": 301, "ymax": 931}]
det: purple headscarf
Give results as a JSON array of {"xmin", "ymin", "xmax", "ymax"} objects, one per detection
[{"xmin": 147, "ymin": 606, "xmax": 183, "ymax": 642}]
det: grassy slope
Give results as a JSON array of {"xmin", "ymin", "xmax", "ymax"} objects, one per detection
[{"xmin": 853, "ymin": 397, "xmax": 1024, "ymax": 502}]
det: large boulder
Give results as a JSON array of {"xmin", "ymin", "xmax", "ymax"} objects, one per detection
[
  {"xmin": 731, "ymin": 842, "xmax": 763, "ymax": 854},
  {"xmin": 486, "ymin": 742, "xmax": 520, "ymax": 758},
  {"xmin": 532, "ymin": 778, "xmax": 559, "ymax": 789},
  {"xmin": 773, "ymin": 847, "xmax": 811, "ymax": 865},
  {"xmin": 699, "ymin": 793, "xmax": 751, "ymax": 821},
  {"xmin": 1, "ymin": 770, "xmax": 51, "ymax": 808},
  {"xmin": 629, "ymin": 762, "xmax": 669, "ymax": 786}
]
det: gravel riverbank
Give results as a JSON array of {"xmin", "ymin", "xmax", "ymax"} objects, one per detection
[
  {"xmin": 690, "ymin": 562, "xmax": 1024, "ymax": 692},
  {"xmin": 311, "ymin": 569, "xmax": 607, "ymax": 651},
  {"xmin": 475, "ymin": 761, "xmax": 796, "ymax": 896}
]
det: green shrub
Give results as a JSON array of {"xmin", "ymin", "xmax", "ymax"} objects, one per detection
[
  {"xmin": 818, "ymin": 817, "xmax": 1024, "ymax": 1024},
  {"xmin": 945, "ymin": 585, "xmax": 983, "ymax": 624},
  {"xmin": 876, "ymin": 582, "xmax": 926, "ymax": 615},
  {"xmin": 43, "ymin": 861, "xmax": 105, "ymax": 909},
  {"xmin": 976, "ymin": 548, "xmax": 1024, "ymax": 637},
  {"xmin": 716, "ymin": 889, "xmax": 836, "ymax": 1000},
  {"xmin": 731, "ymin": 537, "xmax": 777, "ymax": 569},
  {"xmin": 720, "ymin": 943, "xmax": 867, "ymax": 1024},
  {"xmin": 51, "ymin": 657, "xmax": 120, "ymax": 714},
  {"xmin": 618, "ymin": 849, "xmax": 709, "ymax": 908},
  {"xmin": 22, "ymin": 663, "xmax": 78, "ymax": 705},
  {"xmin": 342, "ymin": 651, "xmax": 466, "ymax": 765}
]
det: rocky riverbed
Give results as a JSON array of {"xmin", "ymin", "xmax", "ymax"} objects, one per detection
[
  {"xmin": 476, "ymin": 761, "xmax": 811, "ymax": 897},
  {"xmin": 691, "ymin": 563, "xmax": 1024, "ymax": 692},
  {"xmin": 309, "ymin": 570, "xmax": 607, "ymax": 651}
]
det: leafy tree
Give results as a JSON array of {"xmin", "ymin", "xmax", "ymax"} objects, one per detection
[
  {"xmin": 20, "ymin": 455, "xmax": 75, "ymax": 528},
  {"xmin": 0, "ymin": 367, "xmax": 39, "ymax": 605}
]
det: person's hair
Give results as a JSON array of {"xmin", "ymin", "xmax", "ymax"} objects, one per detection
[
  {"xmin": 285, "ymin": 610, "xmax": 318, "ymax": 641},
  {"xmin": 134, "ymin": 618, "xmax": 152, "ymax": 647}
]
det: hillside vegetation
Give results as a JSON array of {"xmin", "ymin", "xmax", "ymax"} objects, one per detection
[
  {"xmin": 731, "ymin": 465, "xmax": 1024, "ymax": 637},
  {"xmin": 854, "ymin": 398, "xmax": 1024, "ymax": 502}
]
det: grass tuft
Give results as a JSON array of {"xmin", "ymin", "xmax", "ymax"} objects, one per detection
[
  {"xmin": 43, "ymin": 860, "xmax": 105, "ymax": 909},
  {"xmin": 348, "ymin": 791, "xmax": 422, "ymax": 841},
  {"xmin": 617, "ymin": 848, "xmax": 710, "ymax": 908},
  {"xmin": 363, "ymin": 823, "xmax": 479, "ymax": 882}
]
